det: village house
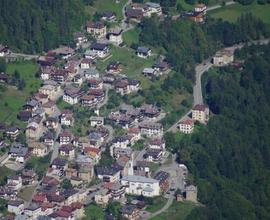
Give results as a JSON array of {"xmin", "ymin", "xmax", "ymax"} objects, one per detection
[
  {"xmin": 43, "ymin": 131, "xmax": 54, "ymax": 146},
  {"xmin": 88, "ymin": 88, "xmax": 105, "ymax": 102},
  {"xmin": 113, "ymin": 147, "xmax": 133, "ymax": 159},
  {"xmin": 21, "ymin": 169, "xmax": 37, "ymax": 185},
  {"xmin": 9, "ymin": 143, "xmax": 29, "ymax": 163},
  {"xmin": 5, "ymin": 127, "xmax": 20, "ymax": 139},
  {"xmin": 127, "ymin": 127, "xmax": 141, "ymax": 141},
  {"xmin": 59, "ymin": 144, "xmax": 75, "ymax": 160},
  {"xmin": 51, "ymin": 158, "xmax": 68, "ymax": 176},
  {"xmin": 115, "ymin": 155, "xmax": 134, "ymax": 176},
  {"xmin": 142, "ymin": 67, "xmax": 157, "ymax": 77},
  {"xmin": 18, "ymin": 111, "xmax": 32, "ymax": 122},
  {"xmin": 94, "ymin": 188, "xmax": 111, "ymax": 206},
  {"xmin": 73, "ymin": 74, "xmax": 83, "ymax": 86},
  {"xmin": 0, "ymin": 44, "xmax": 10, "ymax": 57},
  {"xmin": 32, "ymin": 142, "xmax": 50, "ymax": 157},
  {"xmin": 108, "ymin": 28, "xmax": 123, "ymax": 46},
  {"xmin": 24, "ymin": 99, "xmax": 39, "ymax": 113},
  {"xmin": 136, "ymin": 46, "xmax": 151, "ymax": 59},
  {"xmin": 115, "ymin": 79, "xmax": 130, "ymax": 95},
  {"xmin": 61, "ymin": 109, "xmax": 74, "ymax": 126},
  {"xmin": 125, "ymin": 8, "xmax": 143, "ymax": 21},
  {"xmin": 0, "ymin": 72, "xmax": 8, "ymax": 83},
  {"xmin": 185, "ymin": 184, "xmax": 198, "ymax": 202},
  {"xmin": 84, "ymin": 49, "xmax": 97, "ymax": 60},
  {"xmin": 90, "ymin": 42, "xmax": 110, "ymax": 58},
  {"xmin": 8, "ymin": 200, "xmax": 24, "ymax": 215},
  {"xmin": 37, "ymin": 55, "xmax": 56, "ymax": 66},
  {"xmin": 83, "ymin": 147, "xmax": 101, "ymax": 163},
  {"xmin": 80, "ymin": 95, "xmax": 98, "ymax": 107},
  {"xmin": 25, "ymin": 203, "xmax": 42, "ymax": 219},
  {"xmin": 50, "ymin": 69, "xmax": 68, "ymax": 84},
  {"xmin": 145, "ymin": 2, "xmax": 162, "ymax": 17},
  {"xmin": 88, "ymin": 78, "xmax": 103, "ymax": 89},
  {"xmin": 7, "ymin": 175, "xmax": 22, "ymax": 191},
  {"xmin": 101, "ymin": 11, "xmax": 116, "ymax": 21},
  {"xmin": 194, "ymin": 3, "xmax": 207, "ymax": 14},
  {"xmin": 104, "ymin": 182, "xmax": 126, "ymax": 201},
  {"xmin": 96, "ymin": 166, "xmax": 121, "ymax": 183},
  {"xmin": 86, "ymin": 21, "xmax": 107, "ymax": 39},
  {"xmin": 89, "ymin": 131, "xmax": 104, "ymax": 147},
  {"xmin": 192, "ymin": 104, "xmax": 210, "ymax": 123},
  {"xmin": 149, "ymin": 138, "xmax": 166, "ymax": 150},
  {"xmin": 177, "ymin": 119, "xmax": 195, "ymax": 134},
  {"xmin": 26, "ymin": 121, "xmax": 42, "ymax": 140},
  {"xmin": 121, "ymin": 204, "xmax": 140, "ymax": 220},
  {"xmin": 80, "ymin": 58, "xmax": 92, "ymax": 69},
  {"xmin": 139, "ymin": 122, "xmax": 163, "ymax": 137},
  {"xmin": 59, "ymin": 130, "xmax": 73, "ymax": 145},
  {"xmin": 81, "ymin": 67, "xmax": 99, "ymax": 79},
  {"xmin": 135, "ymin": 161, "xmax": 151, "ymax": 177},
  {"xmin": 154, "ymin": 171, "xmax": 170, "ymax": 192},
  {"xmin": 153, "ymin": 57, "xmax": 169, "ymax": 74},
  {"xmin": 106, "ymin": 61, "xmax": 123, "ymax": 74},
  {"xmin": 49, "ymin": 46, "xmax": 75, "ymax": 60},
  {"xmin": 63, "ymin": 87, "xmax": 83, "ymax": 105},
  {"xmin": 90, "ymin": 116, "xmax": 104, "ymax": 127},
  {"xmin": 73, "ymin": 32, "xmax": 87, "ymax": 48},
  {"xmin": 121, "ymin": 175, "xmax": 160, "ymax": 197},
  {"xmin": 213, "ymin": 48, "xmax": 234, "ymax": 66},
  {"xmin": 143, "ymin": 148, "xmax": 164, "ymax": 162},
  {"xmin": 45, "ymin": 116, "xmax": 59, "ymax": 130},
  {"xmin": 78, "ymin": 164, "xmax": 94, "ymax": 183},
  {"xmin": 39, "ymin": 83, "xmax": 61, "ymax": 100}
]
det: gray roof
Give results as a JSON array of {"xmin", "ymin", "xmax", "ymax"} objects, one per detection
[
  {"xmin": 137, "ymin": 46, "xmax": 150, "ymax": 54},
  {"xmin": 9, "ymin": 145, "xmax": 28, "ymax": 156},
  {"xmin": 122, "ymin": 175, "xmax": 158, "ymax": 184},
  {"xmin": 146, "ymin": 2, "xmax": 161, "ymax": 8}
]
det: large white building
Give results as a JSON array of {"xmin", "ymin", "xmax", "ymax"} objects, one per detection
[
  {"xmin": 192, "ymin": 104, "xmax": 209, "ymax": 124},
  {"xmin": 121, "ymin": 175, "xmax": 160, "ymax": 197}
]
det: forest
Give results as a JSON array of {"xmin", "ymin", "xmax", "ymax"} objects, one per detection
[
  {"xmin": 139, "ymin": 13, "xmax": 269, "ymax": 81},
  {"xmin": 165, "ymin": 44, "xmax": 270, "ymax": 220},
  {"xmin": 0, "ymin": 0, "xmax": 86, "ymax": 53}
]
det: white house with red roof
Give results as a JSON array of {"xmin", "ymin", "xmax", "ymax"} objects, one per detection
[{"xmin": 177, "ymin": 119, "xmax": 195, "ymax": 134}]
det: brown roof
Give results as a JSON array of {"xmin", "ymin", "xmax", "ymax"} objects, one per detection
[{"xmin": 193, "ymin": 104, "xmax": 209, "ymax": 111}]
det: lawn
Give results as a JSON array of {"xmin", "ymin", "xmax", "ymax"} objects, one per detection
[
  {"xmin": 86, "ymin": 0, "xmax": 128, "ymax": 21},
  {"xmin": 25, "ymin": 154, "xmax": 51, "ymax": 180},
  {"xmin": 17, "ymin": 186, "xmax": 36, "ymax": 201},
  {"xmin": 209, "ymin": 2, "xmax": 270, "ymax": 24},
  {"xmin": 83, "ymin": 204, "xmax": 105, "ymax": 220},
  {"xmin": 0, "ymin": 61, "xmax": 40, "ymax": 127},
  {"xmin": 150, "ymin": 201, "xmax": 197, "ymax": 220},
  {"xmin": 123, "ymin": 28, "xmax": 141, "ymax": 46},
  {"xmin": 0, "ymin": 166, "xmax": 14, "ymax": 186},
  {"xmin": 96, "ymin": 46, "xmax": 158, "ymax": 89},
  {"xmin": 146, "ymin": 196, "xmax": 168, "ymax": 213}
]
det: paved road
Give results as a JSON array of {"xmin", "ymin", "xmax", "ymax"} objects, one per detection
[
  {"xmin": 5, "ymin": 52, "xmax": 38, "ymax": 60},
  {"xmin": 167, "ymin": 38, "xmax": 270, "ymax": 133},
  {"xmin": 206, "ymin": 1, "xmax": 236, "ymax": 11}
]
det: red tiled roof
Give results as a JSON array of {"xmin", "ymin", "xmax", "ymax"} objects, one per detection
[
  {"xmin": 193, "ymin": 104, "xmax": 208, "ymax": 111},
  {"xmin": 179, "ymin": 119, "xmax": 194, "ymax": 125}
]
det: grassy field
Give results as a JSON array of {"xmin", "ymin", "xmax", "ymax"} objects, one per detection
[
  {"xmin": 146, "ymin": 197, "xmax": 168, "ymax": 213},
  {"xmin": 0, "ymin": 166, "xmax": 14, "ymax": 186},
  {"xmin": 83, "ymin": 204, "xmax": 105, "ymax": 220},
  {"xmin": 123, "ymin": 28, "xmax": 141, "ymax": 46},
  {"xmin": 150, "ymin": 201, "xmax": 197, "ymax": 220},
  {"xmin": 0, "ymin": 61, "xmax": 40, "ymax": 127},
  {"xmin": 96, "ymin": 46, "xmax": 158, "ymax": 89},
  {"xmin": 17, "ymin": 186, "xmax": 36, "ymax": 201},
  {"xmin": 86, "ymin": 0, "xmax": 127, "ymax": 21},
  {"xmin": 209, "ymin": 2, "xmax": 270, "ymax": 24}
]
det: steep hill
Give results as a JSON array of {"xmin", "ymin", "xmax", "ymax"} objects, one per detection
[{"xmin": 0, "ymin": 0, "xmax": 86, "ymax": 53}]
